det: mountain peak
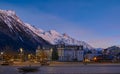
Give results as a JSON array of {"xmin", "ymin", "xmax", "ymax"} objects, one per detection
[
  {"xmin": 49, "ymin": 30, "xmax": 60, "ymax": 35},
  {"xmin": 63, "ymin": 33, "xmax": 69, "ymax": 37},
  {"xmin": 0, "ymin": 9, "xmax": 50, "ymax": 52},
  {"xmin": 0, "ymin": 9, "xmax": 15, "ymax": 16}
]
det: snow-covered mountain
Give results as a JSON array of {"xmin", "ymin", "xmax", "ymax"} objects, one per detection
[
  {"xmin": 104, "ymin": 46, "xmax": 120, "ymax": 55},
  {"xmin": 0, "ymin": 9, "xmax": 50, "ymax": 52},
  {"xmin": 105, "ymin": 46, "xmax": 120, "ymax": 50},
  {"xmin": 25, "ymin": 23, "xmax": 93, "ymax": 49},
  {"xmin": 0, "ymin": 9, "xmax": 93, "ymax": 52}
]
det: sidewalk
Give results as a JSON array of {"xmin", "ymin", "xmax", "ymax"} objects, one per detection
[
  {"xmin": 11, "ymin": 61, "xmax": 120, "ymax": 67},
  {"xmin": 49, "ymin": 61, "xmax": 120, "ymax": 66}
]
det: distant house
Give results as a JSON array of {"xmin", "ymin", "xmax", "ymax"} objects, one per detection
[{"xmin": 57, "ymin": 44, "xmax": 84, "ymax": 61}]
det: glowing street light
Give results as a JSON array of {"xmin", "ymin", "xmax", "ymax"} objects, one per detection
[
  {"xmin": 1, "ymin": 52, "xmax": 3, "ymax": 55},
  {"xmin": 50, "ymin": 48, "xmax": 53, "ymax": 60},
  {"xmin": 19, "ymin": 48, "xmax": 23, "ymax": 62},
  {"xmin": 50, "ymin": 48, "xmax": 53, "ymax": 52},
  {"xmin": 20, "ymin": 48, "xmax": 23, "ymax": 53},
  {"xmin": 1, "ymin": 52, "xmax": 4, "ymax": 61}
]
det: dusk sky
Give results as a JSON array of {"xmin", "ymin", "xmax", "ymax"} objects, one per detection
[{"xmin": 0, "ymin": 0, "xmax": 120, "ymax": 48}]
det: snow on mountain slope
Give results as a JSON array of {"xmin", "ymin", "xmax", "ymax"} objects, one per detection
[
  {"xmin": 25, "ymin": 23, "xmax": 93, "ymax": 49},
  {"xmin": 0, "ymin": 9, "xmax": 50, "ymax": 51},
  {"xmin": 0, "ymin": 9, "xmax": 93, "ymax": 50},
  {"xmin": 0, "ymin": 10, "xmax": 40, "ymax": 41}
]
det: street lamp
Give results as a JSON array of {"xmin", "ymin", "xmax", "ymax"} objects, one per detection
[
  {"xmin": 20, "ymin": 48, "xmax": 23, "ymax": 62},
  {"xmin": 50, "ymin": 48, "xmax": 53, "ymax": 61},
  {"xmin": 20, "ymin": 48, "xmax": 23, "ymax": 54},
  {"xmin": 50, "ymin": 48, "xmax": 53, "ymax": 52},
  {"xmin": 1, "ymin": 52, "xmax": 3, "ymax": 55},
  {"xmin": 1, "ymin": 52, "xmax": 4, "ymax": 61}
]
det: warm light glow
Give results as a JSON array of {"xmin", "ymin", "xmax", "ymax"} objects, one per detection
[
  {"xmin": 94, "ymin": 57, "xmax": 97, "ymax": 61},
  {"xmin": 1, "ymin": 52, "xmax": 3, "ymax": 55},
  {"xmin": 85, "ymin": 59, "xmax": 90, "ymax": 62},
  {"xmin": 28, "ymin": 54, "xmax": 31, "ymax": 59},
  {"xmin": 20, "ymin": 48, "xmax": 23, "ymax": 53},
  {"xmin": 50, "ymin": 48, "xmax": 53, "ymax": 52}
]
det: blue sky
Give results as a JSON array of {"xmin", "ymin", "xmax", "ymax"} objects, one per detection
[{"xmin": 0, "ymin": 0, "xmax": 120, "ymax": 48}]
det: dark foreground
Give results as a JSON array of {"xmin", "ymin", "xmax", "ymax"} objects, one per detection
[{"xmin": 0, "ymin": 63, "xmax": 120, "ymax": 74}]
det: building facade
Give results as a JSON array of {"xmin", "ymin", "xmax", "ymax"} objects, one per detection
[
  {"xmin": 36, "ymin": 46, "xmax": 53, "ymax": 61},
  {"xmin": 57, "ymin": 44, "xmax": 84, "ymax": 61}
]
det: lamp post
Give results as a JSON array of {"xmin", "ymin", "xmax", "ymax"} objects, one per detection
[
  {"xmin": 1, "ymin": 52, "xmax": 4, "ymax": 61},
  {"xmin": 20, "ymin": 48, "xmax": 23, "ymax": 54},
  {"xmin": 20, "ymin": 48, "xmax": 23, "ymax": 62},
  {"xmin": 50, "ymin": 48, "xmax": 53, "ymax": 60}
]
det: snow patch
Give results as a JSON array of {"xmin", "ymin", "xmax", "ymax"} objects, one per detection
[{"xmin": 6, "ymin": 10, "xmax": 15, "ymax": 16}]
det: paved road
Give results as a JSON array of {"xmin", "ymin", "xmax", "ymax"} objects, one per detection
[
  {"xmin": 0, "ymin": 64, "xmax": 120, "ymax": 74},
  {"xmin": 39, "ymin": 64, "xmax": 120, "ymax": 74}
]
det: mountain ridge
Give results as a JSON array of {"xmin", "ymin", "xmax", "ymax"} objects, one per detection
[
  {"xmin": 25, "ymin": 23, "xmax": 93, "ymax": 49},
  {"xmin": 0, "ymin": 9, "xmax": 50, "ymax": 52},
  {"xmin": 0, "ymin": 9, "xmax": 93, "ymax": 52}
]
